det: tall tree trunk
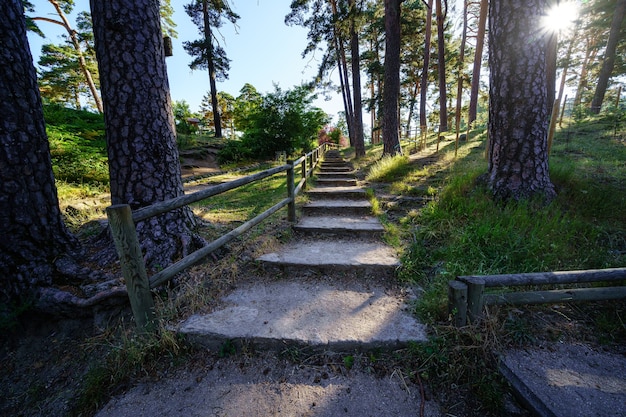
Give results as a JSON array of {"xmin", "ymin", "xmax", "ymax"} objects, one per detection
[
  {"xmin": 90, "ymin": 0, "xmax": 201, "ymax": 269},
  {"xmin": 405, "ymin": 81, "xmax": 419, "ymax": 138},
  {"xmin": 590, "ymin": 0, "xmax": 626, "ymax": 114},
  {"xmin": 435, "ymin": 0, "xmax": 448, "ymax": 132},
  {"xmin": 419, "ymin": 0, "xmax": 433, "ymax": 132},
  {"xmin": 455, "ymin": 0, "xmax": 468, "ymax": 155},
  {"xmin": 0, "ymin": 0, "xmax": 80, "ymax": 302},
  {"xmin": 330, "ymin": 0, "xmax": 355, "ymax": 146},
  {"xmin": 349, "ymin": 0, "xmax": 365, "ymax": 157},
  {"xmin": 383, "ymin": 0, "xmax": 403, "ymax": 155},
  {"xmin": 573, "ymin": 37, "xmax": 598, "ymax": 109},
  {"xmin": 468, "ymin": 0, "xmax": 487, "ymax": 124},
  {"xmin": 203, "ymin": 0, "xmax": 223, "ymax": 137},
  {"xmin": 486, "ymin": 0, "xmax": 556, "ymax": 202}
]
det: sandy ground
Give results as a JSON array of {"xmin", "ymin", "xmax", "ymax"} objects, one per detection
[{"xmin": 95, "ymin": 352, "xmax": 441, "ymax": 417}]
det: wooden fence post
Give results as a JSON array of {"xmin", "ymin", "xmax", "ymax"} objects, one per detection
[
  {"xmin": 287, "ymin": 160, "xmax": 296, "ymax": 222},
  {"xmin": 301, "ymin": 154, "xmax": 307, "ymax": 190},
  {"xmin": 465, "ymin": 276, "xmax": 485, "ymax": 323},
  {"xmin": 448, "ymin": 281, "xmax": 468, "ymax": 327},
  {"xmin": 106, "ymin": 204, "xmax": 155, "ymax": 332}
]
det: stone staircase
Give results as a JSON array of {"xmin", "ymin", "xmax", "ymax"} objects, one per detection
[{"xmin": 177, "ymin": 149, "xmax": 426, "ymax": 351}]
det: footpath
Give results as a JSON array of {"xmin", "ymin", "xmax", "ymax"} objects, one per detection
[
  {"xmin": 95, "ymin": 149, "xmax": 626, "ymax": 417},
  {"xmin": 96, "ymin": 149, "xmax": 439, "ymax": 417}
]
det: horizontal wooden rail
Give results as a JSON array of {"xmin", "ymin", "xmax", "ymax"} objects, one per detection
[
  {"xmin": 132, "ymin": 163, "xmax": 290, "ymax": 223},
  {"xmin": 449, "ymin": 268, "xmax": 626, "ymax": 327},
  {"xmin": 107, "ymin": 142, "xmax": 331, "ymax": 331},
  {"xmin": 150, "ymin": 197, "xmax": 291, "ymax": 288}
]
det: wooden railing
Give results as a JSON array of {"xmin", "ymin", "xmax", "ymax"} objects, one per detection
[
  {"xmin": 106, "ymin": 142, "xmax": 335, "ymax": 330},
  {"xmin": 448, "ymin": 267, "xmax": 626, "ymax": 327}
]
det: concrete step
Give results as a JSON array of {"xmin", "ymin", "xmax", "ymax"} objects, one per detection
[
  {"xmin": 316, "ymin": 178, "xmax": 357, "ymax": 187},
  {"xmin": 293, "ymin": 215, "xmax": 384, "ymax": 238},
  {"xmin": 256, "ymin": 239, "xmax": 400, "ymax": 275},
  {"xmin": 177, "ymin": 279, "xmax": 427, "ymax": 352},
  {"xmin": 302, "ymin": 199, "xmax": 372, "ymax": 216},
  {"xmin": 307, "ymin": 186, "xmax": 367, "ymax": 200},
  {"xmin": 319, "ymin": 165, "xmax": 352, "ymax": 173},
  {"xmin": 316, "ymin": 171, "xmax": 355, "ymax": 179}
]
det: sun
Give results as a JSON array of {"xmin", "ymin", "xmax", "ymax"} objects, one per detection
[{"xmin": 542, "ymin": 1, "xmax": 580, "ymax": 33}]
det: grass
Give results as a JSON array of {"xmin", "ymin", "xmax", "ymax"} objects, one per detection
[{"xmin": 362, "ymin": 112, "xmax": 626, "ymax": 413}]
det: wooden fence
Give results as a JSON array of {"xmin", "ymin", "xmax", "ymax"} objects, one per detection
[
  {"xmin": 106, "ymin": 142, "xmax": 334, "ymax": 330},
  {"xmin": 449, "ymin": 267, "xmax": 626, "ymax": 327}
]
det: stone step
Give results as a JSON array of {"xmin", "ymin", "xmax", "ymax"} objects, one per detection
[
  {"xmin": 256, "ymin": 239, "xmax": 401, "ymax": 276},
  {"xmin": 319, "ymin": 165, "xmax": 352, "ymax": 173},
  {"xmin": 302, "ymin": 199, "xmax": 372, "ymax": 216},
  {"xmin": 316, "ymin": 171, "xmax": 355, "ymax": 179},
  {"xmin": 307, "ymin": 186, "xmax": 367, "ymax": 200},
  {"xmin": 293, "ymin": 215, "xmax": 384, "ymax": 238},
  {"xmin": 177, "ymin": 279, "xmax": 427, "ymax": 352},
  {"xmin": 316, "ymin": 177, "xmax": 357, "ymax": 187}
]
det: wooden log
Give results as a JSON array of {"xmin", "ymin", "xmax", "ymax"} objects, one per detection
[
  {"xmin": 448, "ymin": 280, "xmax": 468, "ymax": 327},
  {"xmin": 465, "ymin": 276, "xmax": 485, "ymax": 323},
  {"xmin": 150, "ymin": 197, "xmax": 291, "ymax": 288},
  {"xmin": 458, "ymin": 268, "xmax": 626, "ymax": 288},
  {"xmin": 132, "ymin": 164, "xmax": 290, "ymax": 223},
  {"xmin": 106, "ymin": 204, "xmax": 155, "ymax": 332},
  {"xmin": 484, "ymin": 286, "xmax": 626, "ymax": 306}
]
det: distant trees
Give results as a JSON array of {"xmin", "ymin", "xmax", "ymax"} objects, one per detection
[
  {"xmin": 590, "ymin": 0, "xmax": 626, "ymax": 113},
  {"xmin": 184, "ymin": 0, "xmax": 239, "ymax": 138},
  {"xmin": 29, "ymin": 1, "xmax": 102, "ymax": 112},
  {"xmin": 220, "ymin": 85, "xmax": 328, "ymax": 162}
]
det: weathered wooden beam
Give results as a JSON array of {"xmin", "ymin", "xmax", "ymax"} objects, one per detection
[
  {"xmin": 287, "ymin": 161, "xmax": 296, "ymax": 222},
  {"xmin": 106, "ymin": 204, "xmax": 155, "ymax": 332},
  {"xmin": 465, "ymin": 276, "xmax": 485, "ymax": 323},
  {"xmin": 448, "ymin": 280, "xmax": 468, "ymax": 327},
  {"xmin": 459, "ymin": 268, "xmax": 626, "ymax": 288},
  {"xmin": 484, "ymin": 286, "xmax": 626, "ymax": 306},
  {"xmin": 132, "ymin": 164, "xmax": 290, "ymax": 223}
]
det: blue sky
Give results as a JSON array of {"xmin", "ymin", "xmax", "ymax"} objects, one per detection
[{"xmin": 27, "ymin": 0, "xmax": 346, "ymax": 121}]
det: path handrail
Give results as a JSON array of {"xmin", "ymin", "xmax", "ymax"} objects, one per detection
[{"xmin": 107, "ymin": 142, "xmax": 334, "ymax": 330}]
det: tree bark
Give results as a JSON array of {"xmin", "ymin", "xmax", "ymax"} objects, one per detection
[
  {"xmin": 90, "ymin": 0, "xmax": 201, "ymax": 270},
  {"xmin": 349, "ymin": 0, "xmax": 366, "ymax": 157},
  {"xmin": 0, "ymin": 0, "xmax": 81, "ymax": 302},
  {"xmin": 468, "ymin": 0, "xmax": 487, "ymax": 124},
  {"xmin": 590, "ymin": 0, "xmax": 626, "ymax": 114},
  {"xmin": 486, "ymin": 0, "xmax": 556, "ymax": 202},
  {"xmin": 382, "ymin": 0, "xmax": 403, "ymax": 155},
  {"xmin": 203, "ymin": 0, "xmax": 223, "ymax": 137},
  {"xmin": 435, "ymin": 0, "xmax": 448, "ymax": 132},
  {"xmin": 454, "ymin": 0, "xmax": 468, "ymax": 154},
  {"xmin": 419, "ymin": 0, "xmax": 433, "ymax": 132}
]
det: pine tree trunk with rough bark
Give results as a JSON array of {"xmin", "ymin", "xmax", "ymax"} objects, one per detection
[
  {"xmin": 0, "ymin": 0, "xmax": 81, "ymax": 303},
  {"xmin": 420, "ymin": 0, "xmax": 433, "ymax": 135},
  {"xmin": 468, "ymin": 0, "xmax": 487, "ymax": 125},
  {"xmin": 90, "ymin": 0, "xmax": 202, "ymax": 270},
  {"xmin": 435, "ymin": 0, "xmax": 448, "ymax": 132},
  {"xmin": 486, "ymin": 0, "xmax": 556, "ymax": 202},
  {"xmin": 383, "ymin": 0, "xmax": 403, "ymax": 155},
  {"xmin": 349, "ymin": 0, "xmax": 365, "ymax": 157}
]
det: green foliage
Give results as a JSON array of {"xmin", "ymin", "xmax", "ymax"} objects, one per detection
[
  {"xmin": 173, "ymin": 100, "xmax": 198, "ymax": 135},
  {"xmin": 43, "ymin": 104, "xmax": 108, "ymax": 185},
  {"xmin": 220, "ymin": 85, "xmax": 329, "ymax": 162}
]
